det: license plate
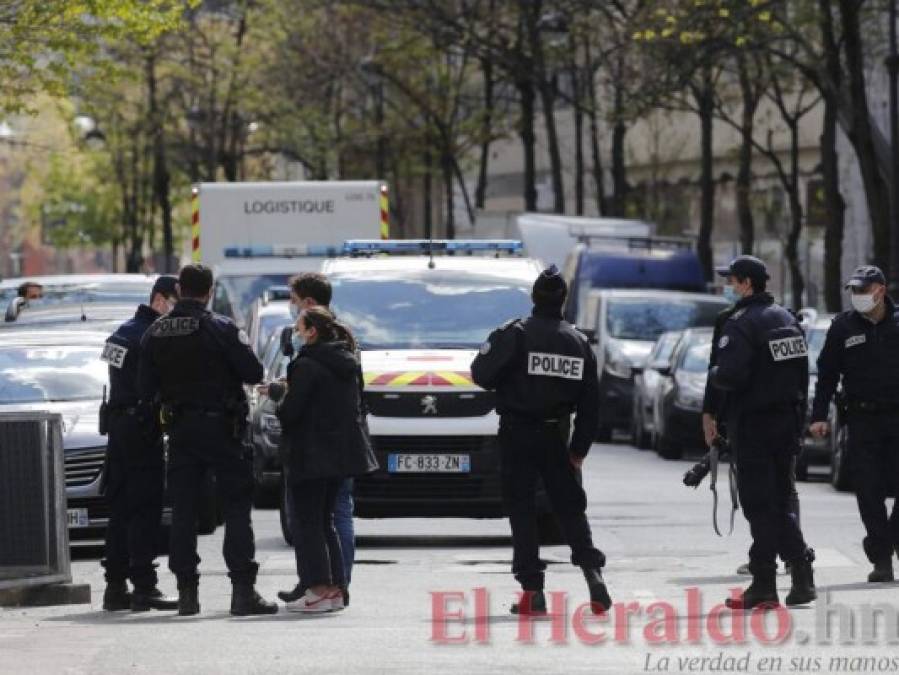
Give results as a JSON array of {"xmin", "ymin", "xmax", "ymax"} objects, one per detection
[
  {"xmin": 387, "ymin": 454, "xmax": 471, "ymax": 473},
  {"xmin": 66, "ymin": 508, "xmax": 89, "ymax": 528}
]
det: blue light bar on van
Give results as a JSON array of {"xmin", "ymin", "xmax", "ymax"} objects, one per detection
[
  {"xmin": 223, "ymin": 244, "xmax": 341, "ymax": 258},
  {"xmin": 343, "ymin": 239, "xmax": 523, "ymax": 254}
]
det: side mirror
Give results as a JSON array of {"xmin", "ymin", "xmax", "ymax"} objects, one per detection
[
  {"xmin": 4, "ymin": 297, "xmax": 27, "ymax": 322},
  {"xmin": 579, "ymin": 328, "xmax": 598, "ymax": 345},
  {"xmin": 280, "ymin": 326, "xmax": 295, "ymax": 357},
  {"xmin": 655, "ymin": 365, "xmax": 672, "ymax": 377},
  {"xmin": 632, "ymin": 366, "xmax": 644, "ymax": 375}
]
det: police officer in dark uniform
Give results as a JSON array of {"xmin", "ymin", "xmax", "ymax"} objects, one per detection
[
  {"xmin": 710, "ymin": 255, "xmax": 816, "ymax": 609},
  {"xmin": 139, "ymin": 264, "xmax": 276, "ymax": 616},
  {"xmin": 810, "ymin": 265, "xmax": 899, "ymax": 583},
  {"xmin": 691, "ymin": 293, "xmax": 802, "ymax": 577},
  {"xmin": 471, "ymin": 265, "xmax": 611, "ymax": 615},
  {"xmin": 100, "ymin": 276, "xmax": 179, "ymax": 612}
]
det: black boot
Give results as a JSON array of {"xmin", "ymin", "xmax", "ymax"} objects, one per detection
[
  {"xmin": 102, "ymin": 581, "xmax": 131, "ymax": 611},
  {"xmin": 178, "ymin": 584, "xmax": 200, "ymax": 617},
  {"xmin": 785, "ymin": 553, "xmax": 817, "ymax": 606},
  {"xmin": 277, "ymin": 583, "xmax": 304, "ymax": 603},
  {"xmin": 584, "ymin": 568, "xmax": 612, "ymax": 614},
  {"xmin": 868, "ymin": 559, "xmax": 895, "ymax": 583},
  {"xmin": 725, "ymin": 569, "xmax": 779, "ymax": 610},
  {"xmin": 230, "ymin": 584, "xmax": 278, "ymax": 616},
  {"xmin": 131, "ymin": 587, "xmax": 179, "ymax": 612},
  {"xmin": 510, "ymin": 590, "xmax": 546, "ymax": 615}
]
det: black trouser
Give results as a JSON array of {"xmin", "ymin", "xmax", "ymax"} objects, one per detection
[
  {"xmin": 167, "ymin": 413, "xmax": 258, "ymax": 587},
  {"xmin": 730, "ymin": 410, "xmax": 809, "ymax": 575},
  {"xmin": 499, "ymin": 418, "xmax": 605, "ymax": 592},
  {"xmin": 101, "ymin": 411, "xmax": 165, "ymax": 589},
  {"xmin": 847, "ymin": 411, "xmax": 899, "ymax": 564},
  {"xmin": 290, "ymin": 478, "xmax": 346, "ymax": 590}
]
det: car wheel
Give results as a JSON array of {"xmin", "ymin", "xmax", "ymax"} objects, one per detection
[
  {"xmin": 197, "ymin": 469, "xmax": 218, "ymax": 535},
  {"xmin": 279, "ymin": 481, "xmax": 294, "ymax": 546},
  {"xmin": 831, "ymin": 424, "xmax": 852, "ymax": 492},
  {"xmin": 654, "ymin": 430, "xmax": 682, "ymax": 460},
  {"xmin": 537, "ymin": 513, "xmax": 564, "ymax": 545}
]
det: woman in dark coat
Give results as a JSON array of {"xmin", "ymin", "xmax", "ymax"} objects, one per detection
[{"xmin": 275, "ymin": 306, "xmax": 378, "ymax": 612}]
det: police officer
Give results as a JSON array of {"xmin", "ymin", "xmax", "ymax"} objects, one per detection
[
  {"xmin": 697, "ymin": 290, "xmax": 802, "ymax": 577},
  {"xmin": 139, "ymin": 264, "xmax": 276, "ymax": 616},
  {"xmin": 471, "ymin": 265, "xmax": 611, "ymax": 616},
  {"xmin": 100, "ymin": 276, "xmax": 179, "ymax": 612},
  {"xmin": 810, "ymin": 265, "xmax": 899, "ymax": 583},
  {"xmin": 711, "ymin": 255, "xmax": 816, "ymax": 609}
]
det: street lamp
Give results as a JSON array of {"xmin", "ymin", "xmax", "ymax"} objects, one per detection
[{"xmin": 888, "ymin": 0, "xmax": 899, "ymax": 294}]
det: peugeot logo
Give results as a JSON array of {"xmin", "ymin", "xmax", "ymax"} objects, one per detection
[{"xmin": 421, "ymin": 395, "xmax": 438, "ymax": 416}]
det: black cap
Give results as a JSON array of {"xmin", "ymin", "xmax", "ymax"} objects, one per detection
[
  {"xmin": 844, "ymin": 265, "xmax": 886, "ymax": 289},
  {"xmin": 151, "ymin": 275, "xmax": 179, "ymax": 299},
  {"xmin": 715, "ymin": 255, "xmax": 770, "ymax": 283}
]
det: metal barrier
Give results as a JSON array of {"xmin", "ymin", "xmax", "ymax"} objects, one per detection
[{"xmin": 0, "ymin": 411, "xmax": 71, "ymax": 590}]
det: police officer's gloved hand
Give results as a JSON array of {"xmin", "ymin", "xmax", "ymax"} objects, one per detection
[{"xmin": 683, "ymin": 461, "xmax": 710, "ymax": 488}]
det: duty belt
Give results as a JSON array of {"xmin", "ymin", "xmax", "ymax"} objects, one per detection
[
  {"xmin": 709, "ymin": 437, "xmax": 739, "ymax": 537},
  {"xmin": 503, "ymin": 413, "xmax": 565, "ymax": 427}
]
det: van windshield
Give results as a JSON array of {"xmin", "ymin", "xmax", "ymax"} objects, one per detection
[
  {"xmin": 607, "ymin": 298, "xmax": 726, "ymax": 341},
  {"xmin": 330, "ymin": 271, "xmax": 532, "ymax": 350}
]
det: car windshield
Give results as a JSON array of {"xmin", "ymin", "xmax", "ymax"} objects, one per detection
[
  {"xmin": 0, "ymin": 282, "xmax": 153, "ymax": 306},
  {"xmin": 330, "ymin": 270, "xmax": 533, "ymax": 350},
  {"xmin": 650, "ymin": 333, "xmax": 681, "ymax": 364},
  {"xmin": 0, "ymin": 346, "xmax": 106, "ymax": 404},
  {"xmin": 214, "ymin": 274, "xmax": 293, "ymax": 326},
  {"xmin": 681, "ymin": 340, "xmax": 712, "ymax": 373},
  {"xmin": 808, "ymin": 327, "xmax": 827, "ymax": 375},
  {"xmin": 258, "ymin": 311, "xmax": 292, "ymax": 353},
  {"xmin": 606, "ymin": 298, "xmax": 725, "ymax": 341}
]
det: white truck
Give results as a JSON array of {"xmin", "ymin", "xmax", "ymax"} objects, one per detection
[{"xmin": 190, "ymin": 180, "xmax": 388, "ymax": 326}]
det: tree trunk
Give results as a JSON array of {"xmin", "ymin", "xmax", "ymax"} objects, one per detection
[
  {"xmin": 822, "ymin": 94, "xmax": 846, "ymax": 312},
  {"xmin": 517, "ymin": 78, "xmax": 538, "ymax": 211},
  {"xmin": 572, "ymin": 61, "xmax": 585, "ymax": 216},
  {"xmin": 442, "ymin": 150, "xmax": 455, "ymax": 239},
  {"xmin": 584, "ymin": 37, "xmax": 607, "ymax": 216},
  {"xmin": 736, "ymin": 55, "xmax": 758, "ymax": 255},
  {"xmin": 539, "ymin": 79, "xmax": 565, "ymax": 214},
  {"xmin": 784, "ymin": 119, "xmax": 806, "ymax": 309},
  {"xmin": 696, "ymin": 74, "xmax": 716, "ymax": 282},
  {"xmin": 839, "ymin": 0, "xmax": 892, "ymax": 275},
  {"xmin": 423, "ymin": 149, "xmax": 433, "ymax": 240},
  {"xmin": 147, "ymin": 54, "xmax": 174, "ymax": 272},
  {"xmin": 475, "ymin": 55, "xmax": 493, "ymax": 210},
  {"xmin": 611, "ymin": 73, "xmax": 628, "ymax": 217}
]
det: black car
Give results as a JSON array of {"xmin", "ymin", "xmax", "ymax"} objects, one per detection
[{"xmin": 650, "ymin": 328, "xmax": 712, "ymax": 460}]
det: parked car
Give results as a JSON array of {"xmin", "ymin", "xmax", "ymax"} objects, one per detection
[
  {"xmin": 1, "ymin": 274, "xmax": 157, "ymax": 321},
  {"xmin": 631, "ymin": 331, "xmax": 683, "ymax": 449},
  {"xmin": 576, "ymin": 289, "xmax": 729, "ymax": 441},
  {"xmin": 561, "ymin": 239, "xmax": 707, "ymax": 326},
  {"xmin": 797, "ymin": 314, "xmax": 840, "ymax": 481},
  {"xmin": 650, "ymin": 328, "xmax": 713, "ymax": 459},
  {"xmin": 244, "ymin": 286, "xmax": 292, "ymax": 356}
]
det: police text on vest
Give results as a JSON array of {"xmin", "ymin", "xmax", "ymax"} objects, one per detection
[
  {"xmin": 767, "ymin": 336, "xmax": 808, "ymax": 362},
  {"xmin": 527, "ymin": 352, "xmax": 585, "ymax": 380}
]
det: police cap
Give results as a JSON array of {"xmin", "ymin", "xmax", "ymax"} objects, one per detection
[
  {"xmin": 844, "ymin": 265, "xmax": 886, "ymax": 289},
  {"xmin": 715, "ymin": 255, "xmax": 770, "ymax": 283}
]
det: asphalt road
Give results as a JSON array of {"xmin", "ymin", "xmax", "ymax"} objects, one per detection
[{"xmin": 2, "ymin": 442, "xmax": 897, "ymax": 674}]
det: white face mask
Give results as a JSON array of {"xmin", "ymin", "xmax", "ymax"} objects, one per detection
[
  {"xmin": 289, "ymin": 302, "xmax": 299, "ymax": 320},
  {"xmin": 851, "ymin": 293, "xmax": 878, "ymax": 313}
]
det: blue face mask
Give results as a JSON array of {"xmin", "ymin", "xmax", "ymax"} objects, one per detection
[
  {"xmin": 723, "ymin": 286, "xmax": 740, "ymax": 304},
  {"xmin": 291, "ymin": 331, "xmax": 303, "ymax": 355}
]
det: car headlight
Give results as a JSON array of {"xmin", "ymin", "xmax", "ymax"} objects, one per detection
[
  {"xmin": 604, "ymin": 343, "xmax": 632, "ymax": 379},
  {"xmin": 674, "ymin": 371, "xmax": 705, "ymax": 409}
]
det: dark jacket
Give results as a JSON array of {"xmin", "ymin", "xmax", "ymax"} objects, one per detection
[
  {"xmin": 470, "ymin": 305, "xmax": 599, "ymax": 458},
  {"xmin": 276, "ymin": 340, "xmax": 378, "ymax": 482},
  {"xmin": 811, "ymin": 295, "xmax": 899, "ymax": 421}
]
